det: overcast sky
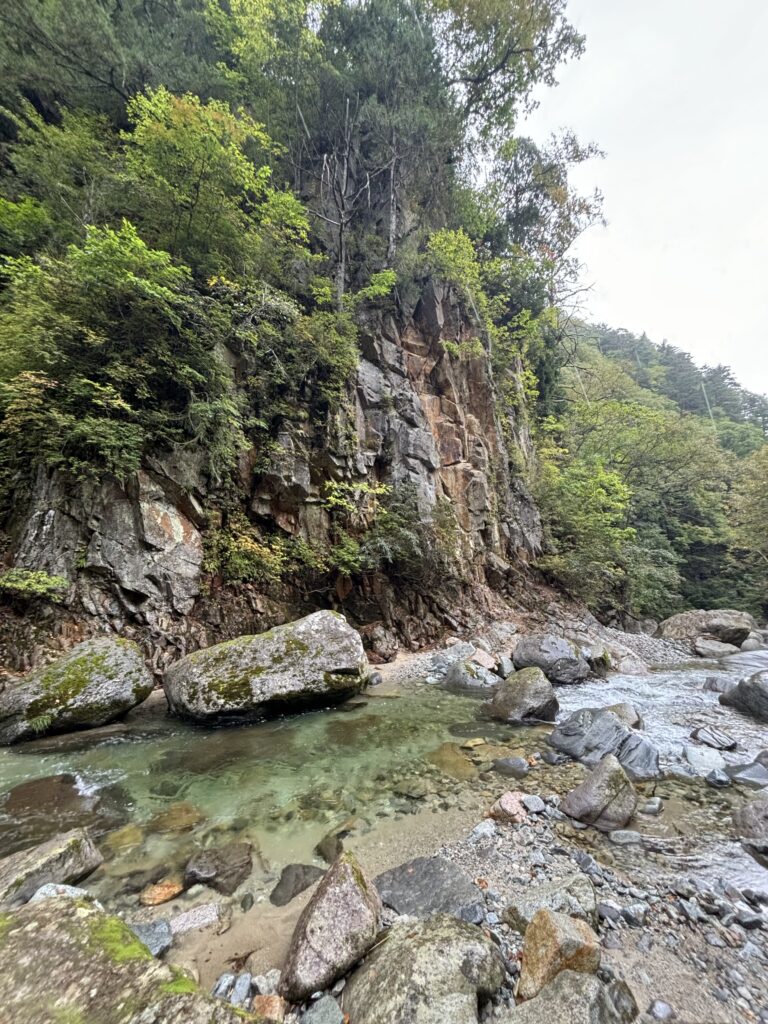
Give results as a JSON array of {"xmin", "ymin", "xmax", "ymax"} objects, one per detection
[{"xmin": 521, "ymin": 0, "xmax": 768, "ymax": 396}]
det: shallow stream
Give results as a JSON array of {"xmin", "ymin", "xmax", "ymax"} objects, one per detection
[{"xmin": 1, "ymin": 649, "xmax": 768, "ymax": 907}]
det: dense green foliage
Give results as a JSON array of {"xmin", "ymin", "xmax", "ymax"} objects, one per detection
[
  {"xmin": 535, "ymin": 328, "xmax": 768, "ymax": 621},
  {"xmin": 0, "ymin": 0, "xmax": 763, "ymax": 618}
]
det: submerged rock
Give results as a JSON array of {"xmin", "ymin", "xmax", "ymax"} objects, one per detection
[
  {"xmin": 344, "ymin": 913, "xmax": 504, "ymax": 1024},
  {"xmin": 280, "ymin": 851, "xmax": 381, "ymax": 1001},
  {"xmin": 658, "ymin": 609, "xmax": 755, "ymax": 646},
  {"xmin": 0, "ymin": 897, "xmax": 245, "ymax": 1023},
  {"xmin": 164, "ymin": 610, "xmax": 369, "ymax": 722},
  {"xmin": 0, "ymin": 637, "xmax": 152, "ymax": 745},
  {"xmin": 496, "ymin": 969, "xmax": 638, "ymax": 1024},
  {"xmin": 549, "ymin": 708, "xmax": 660, "ymax": 781},
  {"xmin": 488, "ymin": 667, "xmax": 559, "ymax": 723},
  {"xmin": 518, "ymin": 908, "xmax": 601, "ymax": 1000},
  {"xmin": 720, "ymin": 671, "xmax": 768, "ymax": 722},
  {"xmin": 0, "ymin": 828, "xmax": 103, "ymax": 907},
  {"xmin": 374, "ymin": 856, "xmax": 482, "ymax": 920},
  {"xmin": 561, "ymin": 755, "xmax": 637, "ymax": 831},
  {"xmin": 504, "ymin": 873, "xmax": 597, "ymax": 933},
  {"xmin": 513, "ymin": 635, "xmax": 590, "ymax": 685}
]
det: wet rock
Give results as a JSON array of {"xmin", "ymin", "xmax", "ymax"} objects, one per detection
[
  {"xmin": 139, "ymin": 876, "xmax": 184, "ymax": 907},
  {"xmin": 426, "ymin": 742, "xmax": 476, "ymax": 780},
  {"xmin": 270, "ymin": 863, "xmax": 325, "ymax": 907},
  {"xmin": 147, "ymin": 801, "xmax": 205, "ymax": 833},
  {"xmin": 344, "ymin": 913, "xmax": 504, "ymax": 1024},
  {"xmin": 658, "ymin": 609, "xmax": 755, "ymax": 645},
  {"xmin": 720, "ymin": 671, "xmax": 768, "ymax": 722},
  {"xmin": 513, "ymin": 635, "xmax": 590, "ymax": 685},
  {"xmin": 733, "ymin": 797, "xmax": 768, "ymax": 866},
  {"xmin": 496, "ymin": 969, "xmax": 638, "ymax": 1024},
  {"xmin": 489, "ymin": 790, "xmax": 528, "ymax": 823},
  {"xmin": 0, "ymin": 897, "xmax": 245, "ymax": 1023},
  {"xmin": 374, "ymin": 856, "xmax": 482, "ymax": 920},
  {"xmin": 609, "ymin": 830, "xmax": 642, "ymax": 845},
  {"xmin": 706, "ymin": 769, "xmax": 731, "ymax": 788},
  {"xmin": 0, "ymin": 773, "xmax": 126, "ymax": 855},
  {"xmin": 684, "ymin": 744, "xmax": 726, "ymax": 774},
  {"xmin": 128, "ymin": 918, "xmax": 173, "ymax": 956},
  {"xmin": 301, "ymin": 995, "xmax": 344, "ymax": 1024},
  {"xmin": 505, "ymin": 873, "xmax": 597, "ymax": 933},
  {"xmin": 549, "ymin": 708, "xmax": 660, "ymax": 781},
  {"xmin": 743, "ymin": 637, "xmax": 765, "ymax": 652},
  {"xmin": 493, "ymin": 756, "xmax": 530, "ymax": 778},
  {"xmin": 185, "ymin": 841, "xmax": 252, "ymax": 896},
  {"xmin": 280, "ymin": 852, "xmax": 381, "ymax": 1002},
  {"xmin": 691, "ymin": 726, "xmax": 736, "ymax": 750},
  {"xmin": 488, "ymin": 666, "xmax": 559, "ymax": 725},
  {"xmin": 444, "ymin": 659, "xmax": 501, "ymax": 693},
  {"xmin": 693, "ymin": 637, "xmax": 740, "ymax": 658},
  {"xmin": 561, "ymin": 755, "xmax": 638, "ymax": 831},
  {"xmin": 727, "ymin": 761, "xmax": 768, "ymax": 788},
  {"xmin": 164, "ymin": 611, "xmax": 369, "ymax": 722},
  {"xmin": 0, "ymin": 637, "xmax": 153, "ymax": 746},
  {"xmin": 640, "ymin": 797, "xmax": 664, "ymax": 815},
  {"xmin": 102, "ymin": 823, "xmax": 144, "ymax": 854},
  {"xmin": 605, "ymin": 703, "xmax": 644, "ymax": 729},
  {"xmin": 518, "ymin": 909, "xmax": 601, "ymax": 1000},
  {"xmin": 703, "ymin": 676, "xmax": 736, "ymax": 694},
  {"xmin": 0, "ymin": 828, "xmax": 103, "ymax": 907}
]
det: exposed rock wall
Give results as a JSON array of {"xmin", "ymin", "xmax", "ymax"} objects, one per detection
[{"xmin": 1, "ymin": 281, "xmax": 541, "ymax": 669}]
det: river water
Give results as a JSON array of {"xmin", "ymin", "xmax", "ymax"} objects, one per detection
[{"xmin": 1, "ymin": 649, "xmax": 767, "ymax": 906}]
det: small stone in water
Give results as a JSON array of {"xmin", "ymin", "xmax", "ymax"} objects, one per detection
[
  {"xmin": 640, "ymin": 797, "xmax": 663, "ymax": 816},
  {"xmin": 241, "ymin": 892, "xmax": 254, "ymax": 912},
  {"xmin": 139, "ymin": 876, "xmax": 184, "ymax": 907}
]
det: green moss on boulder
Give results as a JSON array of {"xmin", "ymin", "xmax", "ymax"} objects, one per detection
[{"xmin": 164, "ymin": 610, "xmax": 369, "ymax": 723}]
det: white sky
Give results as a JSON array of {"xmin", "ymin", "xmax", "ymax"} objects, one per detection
[{"xmin": 521, "ymin": 0, "xmax": 768, "ymax": 396}]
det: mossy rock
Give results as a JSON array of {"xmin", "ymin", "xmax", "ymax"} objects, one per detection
[
  {"xmin": 0, "ymin": 897, "xmax": 256, "ymax": 1023},
  {"xmin": 0, "ymin": 638, "xmax": 153, "ymax": 746},
  {"xmin": 164, "ymin": 610, "xmax": 369, "ymax": 723}
]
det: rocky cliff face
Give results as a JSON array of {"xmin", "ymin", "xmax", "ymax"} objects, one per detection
[{"xmin": 2, "ymin": 281, "xmax": 541, "ymax": 670}]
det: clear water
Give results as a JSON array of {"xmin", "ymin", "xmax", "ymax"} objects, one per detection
[{"xmin": 1, "ymin": 652, "xmax": 768, "ymax": 905}]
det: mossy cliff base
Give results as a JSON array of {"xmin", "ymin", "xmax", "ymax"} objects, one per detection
[{"xmin": 163, "ymin": 609, "xmax": 369, "ymax": 722}]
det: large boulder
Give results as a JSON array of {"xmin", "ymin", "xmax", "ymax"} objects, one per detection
[
  {"xmin": 495, "ymin": 970, "xmax": 638, "ymax": 1024},
  {"xmin": 561, "ymin": 755, "xmax": 637, "ymax": 831},
  {"xmin": 549, "ymin": 708, "xmax": 660, "ymax": 781},
  {"xmin": 164, "ymin": 611, "xmax": 369, "ymax": 722},
  {"xmin": 0, "ymin": 829, "xmax": 103, "ymax": 908},
  {"xmin": 720, "ymin": 671, "xmax": 768, "ymax": 722},
  {"xmin": 658, "ymin": 609, "xmax": 755, "ymax": 646},
  {"xmin": 0, "ymin": 637, "xmax": 152, "ymax": 745},
  {"xmin": 733, "ymin": 796, "xmax": 768, "ymax": 866},
  {"xmin": 344, "ymin": 913, "xmax": 505, "ymax": 1024},
  {"xmin": 488, "ymin": 667, "xmax": 559, "ymax": 724},
  {"xmin": 0, "ymin": 897, "xmax": 249, "ymax": 1023},
  {"xmin": 374, "ymin": 856, "xmax": 482, "ymax": 921},
  {"xmin": 280, "ymin": 851, "xmax": 381, "ymax": 1001},
  {"xmin": 512, "ymin": 635, "xmax": 590, "ymax": 685},
  {"xmin": 443, "ymin": 659, "xmax": 501, "ymax": 693},
  {"xmin": 504, "ymin": 873, "xmax": 597, "ymax": 933},
  {"xmin": 518, "ymin": 909, "xmax": 601, "ymax": 1000},
  {"xmin": 693, "ymin": 637, "xmax": 740, "ymax": 658}
]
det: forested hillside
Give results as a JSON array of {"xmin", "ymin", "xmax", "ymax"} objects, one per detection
[
  {"xmin": 536, "ymin": 326, "xmax": 768, "ymax": 623},
  {"xmin": 0, "ymin": 0, "xmax": 764, "ymax": 654}
]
